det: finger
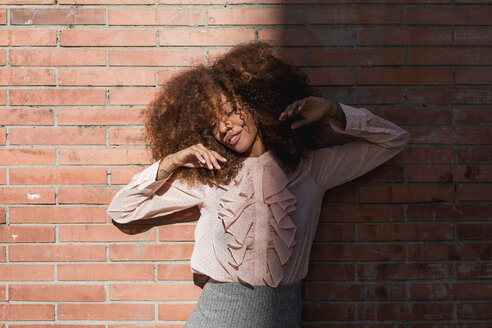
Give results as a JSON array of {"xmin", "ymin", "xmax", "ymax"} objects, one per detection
[
  {"xmin": 212, "ymin": 151, "xmax": 227, "ymax": 162},
  {"xmin": 193, "ymin": 150, "xmax": 207, "ymax": 166},
  {"xmin": 198, "ymin": 150, "xmax": 215, "ymax": 170},
  {"xmin": 206, "ymin": 150, "xmax": 221, "ymax": 169},
  {"xmin": 291, "ymin": 117, "xmax": 310, "ymax": 129}
]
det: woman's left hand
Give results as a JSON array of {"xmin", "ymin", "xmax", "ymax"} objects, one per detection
[{"xmin": 279, "ymin": 97, "xmax": 338, "ymax": 129}]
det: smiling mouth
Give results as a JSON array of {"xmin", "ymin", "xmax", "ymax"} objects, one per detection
[{"xmin": 227, "ymin": 131, "xmax": 241, "ymax": 145}]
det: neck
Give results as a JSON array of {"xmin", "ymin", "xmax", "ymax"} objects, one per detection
[{"xmin": 243, "ymin": 131, "xmax": 265, "ymax": 158}]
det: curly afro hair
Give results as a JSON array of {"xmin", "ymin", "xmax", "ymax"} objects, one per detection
[{"xmin": 145, "ymin": 41, "xmax": 320, "ymax": 186}]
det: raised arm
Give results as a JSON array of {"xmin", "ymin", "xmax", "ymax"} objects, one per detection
[
  {"xmin": 107, "ymin": 143, "xmax": 227, "ymax": 224},
  {"xmin": 310, "ymin": 103, "xmax": 409, "ymax": 190}
]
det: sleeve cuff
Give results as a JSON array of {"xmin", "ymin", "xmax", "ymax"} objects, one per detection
[
  {"xmin": 133, "ymin": 161, "xmax": 172, "ymax": 194},
  {"xmin": 329, "ymin": 103, "xmax": 368, "ymax": 134}
]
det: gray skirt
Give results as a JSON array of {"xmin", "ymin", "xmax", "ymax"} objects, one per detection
[{"xmin": 185, "ymin": 280, "xmax": 302, "ymax": 328}]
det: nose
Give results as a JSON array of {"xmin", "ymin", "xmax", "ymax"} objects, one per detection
[{"xmin": 218, "ymin": 117, "xmax": 232, "ymax": 134}]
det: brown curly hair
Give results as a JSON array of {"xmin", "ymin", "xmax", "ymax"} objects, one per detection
[{"xmin": 145, "ymin": 41, "xmax": 320, "ymax": 186}]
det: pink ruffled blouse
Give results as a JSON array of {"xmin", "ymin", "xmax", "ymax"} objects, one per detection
[{"xmin": 107, "ymin": 104, "xmax": 409, "ymax": 287}]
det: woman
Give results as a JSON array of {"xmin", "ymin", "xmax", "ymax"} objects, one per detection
[{"xmin": 107, "ymin": 42, "xmax": 409, "ymax": 327}]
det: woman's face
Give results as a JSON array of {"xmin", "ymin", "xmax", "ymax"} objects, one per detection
[{"xmin": 211, "ymin": 95, "xmax": 265, "ymax": 157}]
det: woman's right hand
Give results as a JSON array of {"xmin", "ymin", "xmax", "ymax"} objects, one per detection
[{"xmin": 172, "ymin": 143, "xmax": 227, "ymax": 170}]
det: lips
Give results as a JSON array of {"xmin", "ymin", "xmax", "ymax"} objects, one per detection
[{"xmin": 225, "ymin": 131, "xmax": 241, "ymax": 145}]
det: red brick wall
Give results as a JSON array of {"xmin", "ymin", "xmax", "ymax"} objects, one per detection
[{"xmin": 1, "ymin": 1, "xmax": 491, "ymax": 327}]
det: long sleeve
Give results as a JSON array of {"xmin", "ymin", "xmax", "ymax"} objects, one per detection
[
  {"xmin": 107, "ymin": 161, "xmax": 207, "ymax": 224},
  {"xmin": 311, "ymin": 103, "xmax": 410, "ymax": 190}
]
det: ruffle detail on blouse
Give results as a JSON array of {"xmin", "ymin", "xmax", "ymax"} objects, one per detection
[{"xmin": 217, "ymin": 154, "xmax": 297, "ymax": 287}]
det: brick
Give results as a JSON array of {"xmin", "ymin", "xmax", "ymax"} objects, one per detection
[
  {"xmin": 0, "ymin": 149, "xmax": 55, "ymax": 165},
  {"xmin": 9, "ymin": 206, "xmax": 107, "ymax": 224},
  {"xmin": 408, "ymin": 87, "xmax": 492, "ymax": 105},
  {"xmin": 358, "ymin": 224, "xmax": 453, "ymax": 241},
  {"xmin": 60, "ymin": 30, "xmax": 156, "ymax": 46},
  {"xmin": 0, "ymin": 108, "xmax": 42, "ymax": 124},
  {"xmin": 0, "ymin": 246, "xmax": 4, "ymax": 262},
  {"xmin": 408, "ymin": 244, "xmax": 492, "ymax": 260},
  {"xmin": 58, "ymin": 108, "xmax": 144, "ymax": 126},
  {"xmin": 359, "ymin": 28, "xmax": 452, "ymax": 45},
  {"xmin": 10, "ymin": 89, "xmax": 106, "ymax": 106},
  {"xmin": 158, "ymin": 224, "xmax": 195, "ymax": 241},
  {"xmin": 0, "ymin": 50, "xmax": 5, "ymax": 65},
  {"xmin": 10, "ymin": 167, "xmax": 108, "ymax": 185},
  {"xmin": 208, "ymin": 8, "xmax": 302, "ymax": 25},
  {"xmin": 357, "ymin": 68, "xmax": 451, "ymax": 85},
  {"xmin": 0, "ymin": 264, "xmax": 53, "ymax": 281},
  {"xmin": 359, "ymin": 303, "xmax": 453, "ymax": 320},
  {"xmin": 110, "ymin": 283, "xmax": 201, "ymax": 301},
  {"xmin": 0, "ymin": 29, "xmax": 56, "ymax": 46},
  {"xmin": 305, "ymin": 263, "xmax": 354, "ymax": 281},
  {"xmin": 158, "ymin": 303, "xmax": 195, "ymax": 321},
  {"xmin": 0, "ymin": 0, "xmax": 53, "ymax": 3},
  {"xmin": 158, "ymin": 263, "xmax": 195, "ymax": 280},
  {"xmin": 109, "ymin": 88, "xmax": 157, "ymax": 105},
  {"xmin": 0, "ymin": 226, "xmax": 54, "ymax": 243},
  {"xmin": 458, "ymin": 303, "xmax": 492, "ymax": 319},
  {"xmin": 324, "ymin": 87, "xmax": 404, "ymax": 104},
  {"xmin": 9, "ymin": 128, "xmax": 106, "ymax": 145},
  {"xmin": 210, "ymin": 48, "xmax": 304, "ymax": 67},
  {"xmin": 458, "ymin": 148, "xmax": 492, "ymax": 164},
  {"xmin": 353, "ymin": 165, "xmax": 404, "ymax": 183},
  {"xmin": 0, "ymin": 285, "xmax": 4, "ymax": 300},
  {"xmin": 408, "ymin": 49, "xmax": 492, "ymax": 65},
  {"xmin": 458, "ymin": 224, "xmax": 492, "ymax": 240},
  {"xmin": 358, "ymin": 263, "xmax": 453, "ymax": 280},
  {"xmin": 310, "ymin": 244, "xmax": 404, "ymax": 261},
  {"xmin": 314, "ymin": 224, "xmax": 354, "ymax": 241},
  {"xmin": 58, "ymin": 263, "xmax": 154, "ymax": 281},
  {"xmin": 259, "ymin": 28, "xmax": 355, "ymax": 46},
  {"xmin": 109, "ymin": 128, "xmax": 147, "ymax": 146},
  {"xmin": 302, "ymin": 304, "xmax": 354, "ymax": 321},
  {"xmin": 0, "ymin": 69, "xmax": 55, "ymax": 86},
  {"xmin": 309, "ymin": 283, "xmax": 405, "ymax": 301},
  {"xmin": 308, "ymin": 8, "xmax": 402, "ymax": 24},
  {"xmin": 160, "ymin": 28, "xmax": 255, "ymax": 46},
  {"xmin": 58, "ymin": 304, "xmax": 154, "ymax": 320},
  {"xmin": 408, "ymin": 127, "xmax": 492, "ymax": 144},
  {"xmin": 0, "ymin": 90, "xmax": 5, "ymax": 104},
  {"xmin": 60, "ymin": 225, "xmax": 156, "ymax": 242},
  {"xmin": 320, "ymin": 204, "xmax": 403, "ymax": 222},
  {"xmin": 0, "ymin": 8, "xmax": 5, "ymax": 24},
  {"xmin": 10, "ymin": 49, "xmax": 106, "ymax": 66},
  {"xmin": 0, "ymin": 304, "xmax": 54, "ymax": 321},
  {"xmin": 0, "ymin": 129, "xmax": 5, "ymax": 145},
  {"xmin": 455, "ymin": 29, "xmax": 492, "ymax": 45},
  {"xmin": 110, "ymin": 167, "xmax": 145, "ymax": 184},
  {"xmin": 0, "ymin": 187, "xmax": 54, "ymax": 204},
  {"xmin": 9, "ymin": 285, "xmax": 105, "ymax": 301},
  {"xmin": 10, "ymin": 325, "xmax": 105, "ymax": 328},
  {"xmin": 109, "ymin": 49, "xmax": 204, "ymax": 66},
  {"xmin": 10, "ymin": 8, "xmax": 105, "ymax": 25},
  {"xmin": 60, "ymin": 148, "xmax": 152, "ymax": 165},
  {"xmin": 457, "ymin": 263, "xmax": 492, "ymax": 279},
  {"xmin": 60, "ymin": 0, "xmax": 153, "ymax": 3},
  {"xmin": 109, "ymin": 8, "xmax": 204, "ymax": 26},
  {"xmin": 59, "ymin": 69, "xmax": 155, "ymax": 86},
  {"xmin": 110, "ymin": 244, "xmax": 194, "ymax": 261},
  {"xmin": 407, "ymin": 8, "xmax": 492, "ymax": 25},
  {"xmin": 58, "ymin": 186, "xmax": 120, "ymax": 204},
  {"xmin": 9, "ymin": 245, "xmax": 106, "ymax": 262},
  {"xmin": 407, "ymin": 204, "xmax": 492, "ymax": 222},
  {"xmin": 359, "ymin": 185, "xmax": 454, "ymax": 203},
  {"xmin": 309, "ymin": 49, "xmax": 404, "ymax": 66},
  {"xmin": 322, "ymin": 185, "xmax": 355, "ymax": 203},
  {"xmin": 390, "ymin": 147, "xmax": 454, "ymax": 164},
  {"xmin": 456, "ymin": 68, "xmax": 492, "ymax": 84},
  {"xmin": 0, "ymin": 169, "xmax": 4, "ymax": 184},
  {"xmin": 407, "ymin": 165, "xmax": 492, "ymax": 183},
  {"xmin": 410, "ymin": 283, "xmax": 492, "ymax": 300},
  {"xmin": 458, "ymin": 184, "xmax": 492, "ymax": 201},
  {"xmin": 302, "ymin": 68, "xmax": 353, "ymax": 86},
  {"xmin": 158, "ymin": 68, "xmax": 189, "ymax": 85}
]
